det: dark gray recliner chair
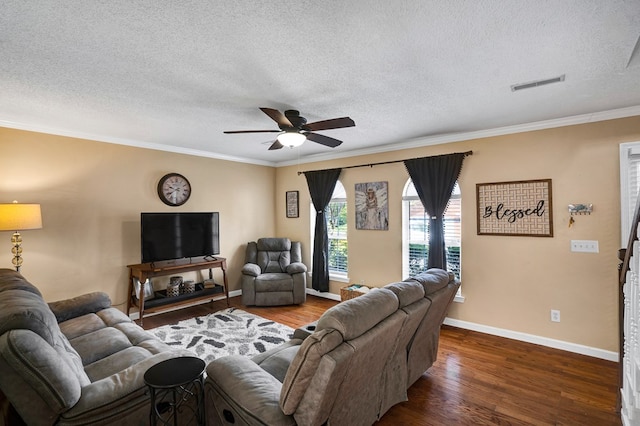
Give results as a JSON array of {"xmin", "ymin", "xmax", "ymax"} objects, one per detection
[{"xmin": 241, "ymin": 238, "xmax": 307, "ymax": 306}]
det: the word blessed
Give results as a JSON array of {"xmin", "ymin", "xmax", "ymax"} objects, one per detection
[{"xmin": 482, "ymin": 200, "xmax": 545, "ymax": 224}]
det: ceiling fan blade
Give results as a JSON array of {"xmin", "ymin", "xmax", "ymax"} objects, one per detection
[
  {"xmin": 260, "ymin": 107, "xmax": 293, "ymax": 128},
  {"xmin": 223, "ymin": 130, "xmax": 281, "ymax": 134},
  {"xmin": 268, "ymin": 140, "xmax": 284, "ymax": 150},
  {"xmin": 305, "ymin": 132, "xmax": 343, "ymax": 148},
  {"xmin": 305, "ymin": 117, "xmax": 355, "ymax": 131}
]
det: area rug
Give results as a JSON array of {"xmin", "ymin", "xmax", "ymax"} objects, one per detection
[{"xmin": 148, "ymin": 308, "xmax": 295, "ymax": 363}]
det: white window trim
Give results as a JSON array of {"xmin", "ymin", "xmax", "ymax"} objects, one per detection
[
  {"xmin": 620, "ymin": 141, "xmax": 640, "ymax": 247},
  {"xmin": 329, "ymin": 271, "xmax": 349, "ymax": 283}
]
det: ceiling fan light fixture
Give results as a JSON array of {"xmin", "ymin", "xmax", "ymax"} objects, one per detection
[{"xmin": 277, "ymin": 131, "xmax": 306, "ymax": 148}]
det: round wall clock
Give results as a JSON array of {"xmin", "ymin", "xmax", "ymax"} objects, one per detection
[{"xmin": 157, "ymin": 173, "xmax": 191, "ymax": 206}]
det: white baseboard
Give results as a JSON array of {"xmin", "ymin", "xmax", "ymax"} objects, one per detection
[
  {"xmin": 305, "ymin": 287, "xmax": 342, "ymax": 301},
  {"xmin": 128, "ymin": 289, "xmax": 242, "ymax": 321},
  {"xmin": 443, "ymin": 317, "xmax": 619, "ymax": 362},
  {"xmin": 307, "ymin": 290, "xmax": 616, "ymax": 361},
  {"xmin": 130, "ymin": 288, "xmax": 616, "ymax": 361}
]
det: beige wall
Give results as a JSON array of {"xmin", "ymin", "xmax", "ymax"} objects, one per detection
[
  {"xmin": 0, "ymin": 127, "xmax": 276, "ymax": 310},
  {"xmin": 276, "ymin": 116, "xmax": 640, "ymax": 353},
  {"xmin": 2, "ymin": 116, "xmax": 639, "ymax": 353}
]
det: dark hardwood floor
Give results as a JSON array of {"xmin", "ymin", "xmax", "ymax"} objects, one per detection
[{"xmin": 141, "ymin": 295, "xmax": 620, "ymax": 426}]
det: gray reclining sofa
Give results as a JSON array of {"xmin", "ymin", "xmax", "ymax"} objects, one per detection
[
  {"xmin": 204, "ymin": 268, "xmax": 459, "ymax": 425},
  {"xmin": 0, "ymin": 268, "xmax": 192, "ymax": 425}
]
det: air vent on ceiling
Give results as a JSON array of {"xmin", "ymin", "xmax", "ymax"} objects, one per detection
[{"xmin": 511, "ymin": 74, "xmax": 566, "ymax": 92}]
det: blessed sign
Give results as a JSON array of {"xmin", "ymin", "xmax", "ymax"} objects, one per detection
[{"xmin": 476, "ymin": 179, "xmax": 553, "ymax": 237}]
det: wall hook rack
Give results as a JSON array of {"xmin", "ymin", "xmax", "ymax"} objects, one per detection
[
  {"xmin": 568, "ymin": 204, "xmax": 593, "ymax": 216},
  {"xmin": 568, "ymin": 204, "xmax": 593, "ymax": 228}
]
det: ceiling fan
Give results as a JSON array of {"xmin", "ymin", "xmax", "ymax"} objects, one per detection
[{"xmin": 224, "ymin": 108, "xmax": 355, "ymax": 150}]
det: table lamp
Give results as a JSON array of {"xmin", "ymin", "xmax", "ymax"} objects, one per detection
[{"xmin": 0, "ymin": 201, "xmax": 42, "ymax": 272}]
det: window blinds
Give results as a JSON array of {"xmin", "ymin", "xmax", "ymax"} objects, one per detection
[{"xmin": 621, "ymin": 143, "xmax": 640, "ymax": 246}]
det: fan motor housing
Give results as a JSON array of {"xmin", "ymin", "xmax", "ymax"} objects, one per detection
[{"xmin": 284, "ymin": 110, "xmax": 307, "ymax": 129}]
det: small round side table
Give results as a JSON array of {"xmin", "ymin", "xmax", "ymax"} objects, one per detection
[{"xmin": 144, "ymin": 356, "xmax": 206, "ymax": 426}]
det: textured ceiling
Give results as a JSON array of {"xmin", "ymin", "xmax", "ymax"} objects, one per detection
[{"xmin": 1, "ymin": 1, "xmax": 640, "ymax": 166}]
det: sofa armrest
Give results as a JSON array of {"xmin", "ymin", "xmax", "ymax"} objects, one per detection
[
  {"xmin": 286, "ymin": 262, "xmax": 307, "ymax": 275},
  {"xmin": 60, "ymin": 351, "xmax": 191, "ymax": 423},
  {"xmin": 48, "ymin": 292, "xmax": 112, "ymax": 323},
  {"xmin": 242, "ymin": 263, "xmax": 262, "ymax": 277},
  {"xmin": 206, "ymin": 356, "xmax": 294, "ymax": 425},
  {"xmin": 292, "ymin": 321, "xmax": 318, "ymax": 340}
]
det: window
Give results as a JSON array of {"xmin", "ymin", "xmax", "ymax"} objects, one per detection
[
  {"xmin": 327, "ymin": 181, "xmax": 348, "ymax": 276},
  {"xmin": 402, "ymin": 180, "xmax": 461, "ymax": 280},
  {"xmin": 620, "ymin": 142, "xmax": 640, "ymax": 246}
]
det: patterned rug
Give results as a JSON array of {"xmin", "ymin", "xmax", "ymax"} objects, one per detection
[{"xmin": 148, "ymin": 308, "xmax": 295, "ymax": 363}]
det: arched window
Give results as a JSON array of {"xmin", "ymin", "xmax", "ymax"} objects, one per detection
[
  {"xmin": 327, "ymin": 181, "xmax": 348, "ymax": 276},
  {"xmin": 402, "ymin": 180, "xmax": 461, "ymax": 279}
]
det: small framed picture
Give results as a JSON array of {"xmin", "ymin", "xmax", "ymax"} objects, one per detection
[
  {"xmin": 355, "ymin": 181, "xmax": 389, "ymax": 230},
  {"xmin": 286, "ymin": 191, "xmax": 299, "ymax": 218}
]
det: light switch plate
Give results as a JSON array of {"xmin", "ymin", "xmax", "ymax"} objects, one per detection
[{"xmin": 570, "ymin": 240, "xmax": 599, "ymax": 253}]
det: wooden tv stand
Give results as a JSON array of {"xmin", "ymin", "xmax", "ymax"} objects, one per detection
[{"xmin": 126, "ymin": 257, "xmax": 229, "ymax": 325}]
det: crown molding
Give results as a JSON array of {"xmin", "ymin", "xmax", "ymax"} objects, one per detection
[
  {"xmin": 2, "ymin": 105, "xmax": 639, "ymax": 168},
  {"xmin": 274, "ymin": 105, "xmax": 640, "ymax": 167},
  {"xmin": 0, "ymin": 118, "xmax": 277, "ymax": 167}
]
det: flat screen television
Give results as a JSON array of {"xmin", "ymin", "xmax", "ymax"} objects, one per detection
[{"xmin": 141, "ymin": 212, "xmax": 220, "ymax": 264}]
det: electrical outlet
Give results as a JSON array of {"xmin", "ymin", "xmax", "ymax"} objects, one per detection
[
  {"xmin": 550, "ymin": 309, "xmax": 561, "ymax": 322},
  {"xmin": 570, "ymin": 240, "xmax": 599, "ymax": 253}
]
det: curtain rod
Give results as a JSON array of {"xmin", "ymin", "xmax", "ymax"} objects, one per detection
[{"xmin": 297, "ymin": 150, "xmax": 473, "ymax": 175}]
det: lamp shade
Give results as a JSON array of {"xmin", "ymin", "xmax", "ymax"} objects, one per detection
[
  {"xmin": 0, "ymin": 203, "xmax": 43, "ymax": 231},
  {"xmin": 277, "ymin": 131, "xmax": 306, "ymax": 148}
]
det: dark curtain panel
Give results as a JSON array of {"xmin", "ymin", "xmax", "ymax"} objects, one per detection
[
  {"xmin": 404, "ymin": 153, "xmax": 466, "ymax": 270},
  {"xmin": 304, "ymin": 168, "xmax": 342, "ymax": 291}
]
